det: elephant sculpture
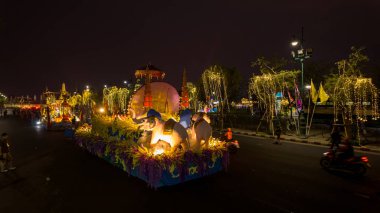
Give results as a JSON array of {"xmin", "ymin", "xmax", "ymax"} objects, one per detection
[{"xmin": 189, "ymin": 112, "xmax": 212, "ymax": 151}]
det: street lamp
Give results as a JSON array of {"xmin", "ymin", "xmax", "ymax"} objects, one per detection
[
  {"xmin": 290, "ymin": 27, "xmax": 312, "ymax": 138},
  {"xmin": 291, "ymin": 40, "xmax": 299, "ymax": 47},
  {"xmin": 290, "ymin": 27, "xmax": 312, "ymax": 96},
  {"xmin": 123, "ymin": 80, "xmax": 129, "ymax": 89}
]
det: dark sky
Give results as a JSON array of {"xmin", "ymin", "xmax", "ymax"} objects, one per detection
[{"xmin": 1, "ymin": 0, "xmax": 380, "ymax": 96}]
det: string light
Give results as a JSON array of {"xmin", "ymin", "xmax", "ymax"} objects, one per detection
[
  {"xmin": 103, "ymin": 86, "xmax": 130, "ymax": 114},
  {"xmin": 333, "ymin": 76, "xmax": 378, "ymax": 144}
]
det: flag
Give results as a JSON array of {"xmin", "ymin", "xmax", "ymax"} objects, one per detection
[
  {"xmin": 294, "ymin": 79, "xmax": 302, "ymax": 109},
  {"xmin": 318, "ymin": 83, "xmax": 329, "ymax": 103},
  {"xmin": 284, "ymin": 82, "xmax": 294, "ymax": 104},
  {"xmin": 310, "ymin": 79, "xmax": 319, "ymax": 103}
]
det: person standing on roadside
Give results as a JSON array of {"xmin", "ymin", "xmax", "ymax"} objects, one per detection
[
  {"xmin": 274, "ymin": 123, "xmax": 282, "ymax": 145},
  {"xmin": 0, "ymin": 133, "xmax": 16, "ymax": 172},
  {"xmin": 0, "ymin": 146, "xmax": 5, "ymax": 172}
]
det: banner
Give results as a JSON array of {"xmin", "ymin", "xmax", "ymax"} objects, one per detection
[
  {"xmin": 310, "ymin": 80, "xmax": 319, "ymax": 104},
  {"xmin": 318, "ymin": 83, "xmax": 329, "ymax": 103}
]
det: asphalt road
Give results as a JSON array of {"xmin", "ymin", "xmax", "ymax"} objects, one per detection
[{"xmin": 1, "ymin": 118, "xmax": 380, "ymax": 213}]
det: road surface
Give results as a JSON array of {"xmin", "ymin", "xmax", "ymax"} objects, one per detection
[{"xmin": 0, "ymin": 118, "xmax": 379, "ymax": 212}]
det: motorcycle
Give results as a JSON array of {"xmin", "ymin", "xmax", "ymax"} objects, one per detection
[
  {"xmin": 225, "ymin": 139, "xmax": 240, "ymax": 153},
  {"xmin": 218, "ymin": 132, "xmax": 240, "ymax": 153},
  {"xmin": 320, "ymin": 149, "xmax": 371, "ymax": 176}
]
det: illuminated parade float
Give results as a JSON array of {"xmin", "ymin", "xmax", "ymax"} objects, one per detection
[
  {"xmin": 40, "ymin": 83, "xmax": 89, "ymax": 131},
  {"xmin": 74, "ymin": 65, "xmax": 229, "ymax": 188},
  {"xmin": 40, "ymin": 84, "xmax": 72, "ymax": 130}
]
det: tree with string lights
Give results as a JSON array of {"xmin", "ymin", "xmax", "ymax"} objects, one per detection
[{"xmin": 327, "ymin": 47, "xmax": 379, "ymax": 145}]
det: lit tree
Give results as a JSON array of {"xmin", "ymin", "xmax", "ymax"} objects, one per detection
[
  {"xmin": 329, "ymin": 47, "xmax": 379, "ymax": 144},
  {"xmin": 222, "ymin": 67, "xmax": 242, "ymax": 102},
  {"xmin": 202, "ymin": 65, "xmax": 229, "ymax": 129},
  {"xmin": 187, "ymin": 83, "xmax": 199, "ymax": 111},
  {"xmin": 0, "ymin": 93, "xmax": 6, "ymax": 107},
  {"xmin": 249, "ymin": 57, "xmax": 300, "ymax": 134},
  {"xmin": 202, "ymin": 65, "xmax": 229, "ymax": 112},
  {"xmin": 103, "ymin": 86, "xmax": 130, "ymax": 115}
]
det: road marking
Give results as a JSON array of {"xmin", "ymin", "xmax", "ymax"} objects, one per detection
[{"xmin": 354, "ymin": 193, "xmax": 371, "ymax": 199}]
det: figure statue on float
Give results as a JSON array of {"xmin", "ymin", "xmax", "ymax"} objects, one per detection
[
  {"xmin": 189, "ymin": 112, "xmax": 212, "ymax": 152},
  {"xmin": 138, "ymin": 109, "xmax": 190, "ymax": 153}
]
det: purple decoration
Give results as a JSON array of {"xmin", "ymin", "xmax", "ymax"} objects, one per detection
[{"xmin": 73, "ymin": 134, "xmax": 229, "ymax": 188}]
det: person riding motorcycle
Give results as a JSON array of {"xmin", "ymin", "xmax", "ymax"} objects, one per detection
[
  {"xmin": 330, "ymin": 126, "xmax": 342, "ymax": 152},
  {"xmin": 336, "ymin": 137, "xmax": 354, "ymax": 161}
]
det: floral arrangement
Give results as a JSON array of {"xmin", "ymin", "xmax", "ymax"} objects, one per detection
[
  {"xmin": 74, "ymin": 123, "xmax": 229, "ymax": 188},
  {"xmin": 280, "ymin": 98, "xmax": 289, "ymax": 107},
  {"xmin": 90, "ymin": 115, "xmax": 140, "ymax": 143}
]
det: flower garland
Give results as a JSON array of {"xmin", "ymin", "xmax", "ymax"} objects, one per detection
[{"xmin": 74, "ymin": 125, "xmax": 229, "ymax": 188}]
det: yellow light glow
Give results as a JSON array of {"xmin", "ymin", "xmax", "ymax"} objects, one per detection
[
  {"xmin": 151, "ymin": 133, "xmax": 173, "ymax": 147},
  {"xmin": 99, "ymin": 107, "xmax": 105, "ymax": 113},
  {"xmin": 153, "ymin": 148, "xmax": 165, "ymax": 155}
]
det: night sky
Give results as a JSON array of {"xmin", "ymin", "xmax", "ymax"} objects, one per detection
[{"xmin": 1, "ymin": 0, "xmax": 380, "ymax": 96}]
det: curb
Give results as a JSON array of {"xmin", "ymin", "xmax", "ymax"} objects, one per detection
[{"xmin": 234, "ymin": 132, "xmax": 380, "ymax": 154}]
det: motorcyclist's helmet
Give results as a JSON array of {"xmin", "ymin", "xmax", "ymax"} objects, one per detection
[{"xmin": 342, "ymin": 137, "xmax": 351, "ymax": 145}]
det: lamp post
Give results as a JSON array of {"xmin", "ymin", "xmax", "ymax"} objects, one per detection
[
  {"xmin": 290, "ymin": 27, "xmax": 312, "ymax": 138},
  {"xmin": 290, "ymin": 27, "xmax": 312, "ymax": 96}
]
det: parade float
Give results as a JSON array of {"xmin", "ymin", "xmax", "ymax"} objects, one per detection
[
  {"xmin": 74, "ymin": 65, "xmax": 229, "ymax": 188},
  {"xmin": 41, "ymin": 83, "xmax": 78, "ymax": 130}
]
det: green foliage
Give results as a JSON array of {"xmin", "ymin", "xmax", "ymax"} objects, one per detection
[
  {"xmin": 222, "ymin": 67, "xmax": 242, "ymax": 102},
  {"xmin": 103, "ymin": 87, "xmax": 131, "ymax": 114},
  {"xmin": 326, "ymin": 46, "xmax": 379, "ymax": 143},
  {"xmin": 249, "ymin": 56, "xmax": 300, "ymax": 123},
  {"xmin": 197, "ymin": 65, "xmax": 243, "ymax": 102},
  {"xmin": 196, "ymin": 78, "xmax": 206, "ymax": 102},
  {"xmin": 187, "ymin": 83, "xmax": 199, "ymax": 110},
  {"xmin": 0, "ymin": 97, "xmax": 6, "ymax": 105},
  {"xmin": 202, "ymin": 65, "xmax": 229, "ymax": 111},
  {"xmin": 336, "ymin": 46, "xmax": 369, "ymax": 76},
  {"xmin": 304, "ymin": 62, "xmax": 336, "ymax": 86},
  {"xmin": 323, "ymin": 73, "xmax": 339, "ymax": 96},
  {"xmin": 91, "ymin": 115, "xmax": 139, "ymax": 144},
  {"xmin": 251, "ymin": 57, "xmax": 288, "ymax": 74}
]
